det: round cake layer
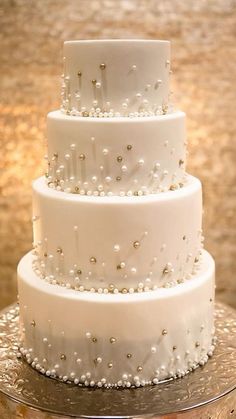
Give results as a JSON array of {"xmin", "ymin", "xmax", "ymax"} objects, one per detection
[
  {"xmin": 62, "ymin": 40, "xmax": 170, "ymax": 116},
  {"xmin": 46, "ymin": 111, "xmax": 186, "ymax": 195},
  {"xmin": 18, "ymin": 250, "xmax": 215, "ymax": 388},
  {"xmin": 32, "ymin": 175, "xmax": 203, "ymax": 292}
]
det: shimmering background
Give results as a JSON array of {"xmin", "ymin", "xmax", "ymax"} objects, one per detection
[{"xmin": 0, "ymin": 0, "xmax": 235, "ymax": 309}]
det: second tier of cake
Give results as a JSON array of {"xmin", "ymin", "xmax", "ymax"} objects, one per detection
[{"xmin": 46, "ymin": 111, "xmax": 186, "ymax": 195}]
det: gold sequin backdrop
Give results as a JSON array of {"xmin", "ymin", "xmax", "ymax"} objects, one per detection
[{"xmin": 0, "ymin": 0, "xmax": 236, "ymax": 310}]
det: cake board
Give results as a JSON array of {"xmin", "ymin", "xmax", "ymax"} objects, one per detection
[{"xmin": 0, "ymin": 302, "xmax": 235, "ymax": 419}]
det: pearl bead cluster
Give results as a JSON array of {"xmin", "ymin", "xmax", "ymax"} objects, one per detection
[
  {"xmin": 18, "ymin": 334, "xmax": 217, "ymax": 388},
  {"xmin": 61, "ymin": 107, "xmax": 170, "ymax": 119},
  {"xmin": 45, "ymin": 141, "xmax": 186, "ymax": 196},
  {"xmin": 31, "ymin": 232, "xmax": 203, "ymax": 294},
  {"xmin": 61, "ymin": 58, "xmax": 171, "ymax": 117}
]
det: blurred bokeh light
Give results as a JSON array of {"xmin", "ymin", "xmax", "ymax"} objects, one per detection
[{"xmin": 0, "ymin": 0, "xmax": 235, "ymax": 309}]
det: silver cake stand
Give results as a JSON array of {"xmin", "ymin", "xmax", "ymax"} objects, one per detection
[{"xmin": 0, "ymin": 302, "xmax": 235, "ymax": 419}]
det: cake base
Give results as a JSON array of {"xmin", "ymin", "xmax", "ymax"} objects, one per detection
[
  {"xmin": 17, "ymin": 250, "xmax": 215, "ymax": 387},
  {"xmin": 0, "ymin": 303, "xmax": 235, "ymax": 418}
]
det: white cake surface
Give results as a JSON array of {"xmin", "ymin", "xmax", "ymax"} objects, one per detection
[
  {"xmin": 32, "ymin": 175, "xmax": 203, "ymax": 292},
  {"xmin": 17, "ymin": 39, "xmax": 216, "ymax": 388},
  {"xmin": 62, "ymin": 40, "xmax": 170, "ymax": 116},
  {"xmin": 46, "ymin": 111, "xmax": 186, "ymax": 195},
  {"xmin": 18, "ymin": 250, "xmax": 215, "ymax": 388}
]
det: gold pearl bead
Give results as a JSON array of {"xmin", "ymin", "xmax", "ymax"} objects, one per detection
[
  {"xmin": 31, "ymin": 320, "xmax": 36, "ymax": 327},
  {"xmin": 116, "ymin": 176, "xmax": 121, "ymax": 182},
  {"xmin": 163, "ymin": 266, "xmax": 169, "ymax": 274},
  {"xmin": 100, "ymin": 63, "xmax": 106, "ymax": 70},
  {"xmin": 162, "ymin": 329, "xmax": 167, "ymax": 336},
  {"xmin": 77, "ymin": 269, "xmax": 82, "ymax": 275},
  {"xmin": 92, "ymin": 337, "xmax": 97, "ymax": 343},
  {"xmin": 179, "ymin": 159, "xmax": 184, "ymax": 167},
  {"xmin": 79, "ymin": 154, "xmax": 86, "ymax": 160},
  {"xmin": 82, "ymin": 111, "xmax": 89, "ymax": 117},
  {"xmin": 137, "ymin": 366, "xmax": 143, "ymax": 372},
  {"xmin": 110, "ymin": 337, "xmax": 116, "ymax": 344},
  {"xmin": 91, "ymin": 79, "xmax": 97, "ymax": 85},
  {"xmin": 127, "ymin": 353, "xmax": 132, "ymax": 359},
  {"xmin": 133, "ymin": 241, "xmax": 140, "ymax": 249},
  {"xmin": 127, "ymin": 145, "xmax": 132, "ymax": 151},
  {"xmin": 173, "ymin": 345, "xmax": 177, "ymax": 351},
  {"xmin": 90, "ymin": 257, "xmax": 97, "ymax": 264},
  {"xmin": 77, "ymin": 71, "xmax": 82, "ymax": 77},
  {"xmin": 56, "ymin": 247, "xmax": 63, "ymax": 254},
  {"xmin": 60, "ymin": 354, "xmax": 66, "ymax": 360},
  {"xmin": 117, "ymin": 156, "xmax": 123, "ymax": 163},
  {"xmin": 108, "ymin": 362, "xmax": 113, "ymax": 368}
]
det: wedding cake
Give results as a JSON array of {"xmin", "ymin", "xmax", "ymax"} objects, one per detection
[{"xmin": 17, "ymin": 40, "xmax": 216, "ymax": 388}]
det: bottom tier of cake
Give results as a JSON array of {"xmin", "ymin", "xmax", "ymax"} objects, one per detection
[{"xmin": 17, "ymin": 250, "xmax": 215, "ymax": 388}]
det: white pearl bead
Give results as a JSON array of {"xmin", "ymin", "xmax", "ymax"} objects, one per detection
[
  {"xmin": 138, "ymin": 159, "xmax": 144, "ymax": 166},
  {"xmin": 113, "ymin": 244, "xmax": 120, "ymax": 252}
]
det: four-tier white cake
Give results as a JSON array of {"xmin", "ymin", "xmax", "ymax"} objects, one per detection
[{"xmin": 17, "ymin": 40, "xmax": 216, "ymax": 388}]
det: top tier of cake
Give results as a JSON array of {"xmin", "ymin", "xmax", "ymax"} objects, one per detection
[{"xmin": 61, "ymin": 40, "xmax": 171, "ymax": 117}]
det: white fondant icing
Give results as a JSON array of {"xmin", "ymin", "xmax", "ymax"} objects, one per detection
[
  {"xmin": 32, "ymin": 176, "xmax": 202, "ymax": 291},
  {"xmin": 46, "ymin": 111, "xmax": 186, "ymax": 194},
  {"xmin": 62, "ymin": 40, "xmax": 170, "ymax": 116},
  {"xmin": 17, "ymin": 39, "xmax": 216, "ymax": 387},
  {"xmin": 18, "ymin": 250, "xmax": 215, "ymax": 387}
]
